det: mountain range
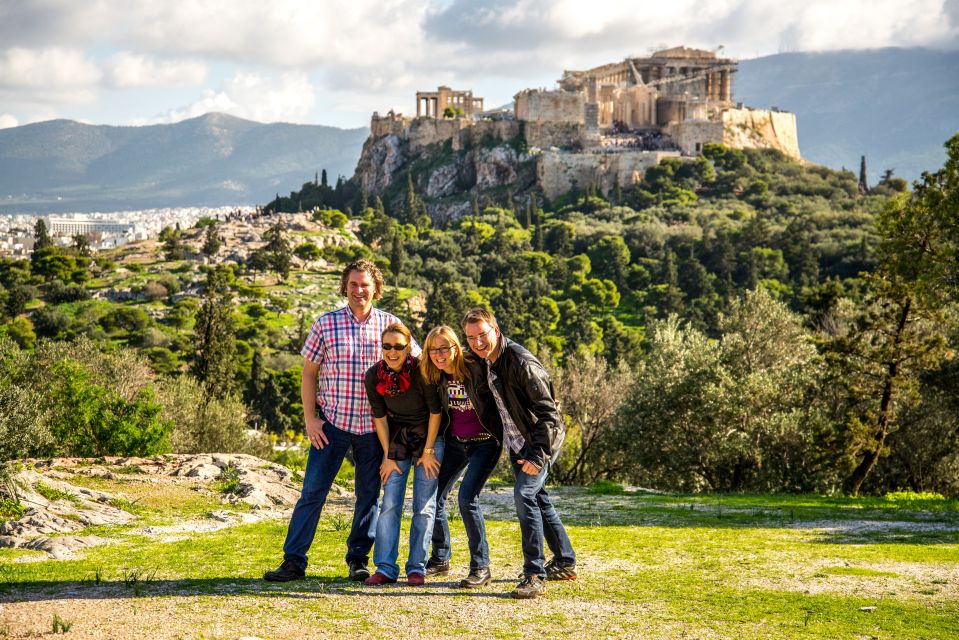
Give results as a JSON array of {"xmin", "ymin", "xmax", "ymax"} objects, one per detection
[
  {"xmin": 0, "ymin": 113, "xmax": 368, "ymax": 214},
  {"xmin": 1, "ymin": 47, "xmax": 957, "ymax": 214},
  {"xmin": 737, "ymin": 47, "xmax": 959, "ymax": 184}
]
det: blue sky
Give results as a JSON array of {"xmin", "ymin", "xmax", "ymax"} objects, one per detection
[{"xmin": 1, "ymin": 0, "xmax": 957, "ymax": 130}]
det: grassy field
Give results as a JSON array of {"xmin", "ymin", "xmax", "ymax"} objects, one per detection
[{"xmin": 2, "ymin": 478, "xmax": 957, "ymax": 639}]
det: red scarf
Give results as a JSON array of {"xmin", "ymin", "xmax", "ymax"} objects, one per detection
[{"xmin": 376, "ymin": 355, "xmax": 417, "ymax": 397}]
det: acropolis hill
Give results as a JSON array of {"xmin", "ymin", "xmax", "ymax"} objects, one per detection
[{"xmin": 354, "ymin": 47, "xmax": 800, "ymax": 219}]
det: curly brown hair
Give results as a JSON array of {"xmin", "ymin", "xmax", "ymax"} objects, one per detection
[{"xmin": 339, "ymin": 259, "xmax": 384, "ymax": 299}]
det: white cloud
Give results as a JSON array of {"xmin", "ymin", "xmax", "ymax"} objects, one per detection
[
  {"xmin": 137, "ymin": 71, "xmax": 316, "ymax": 124},
  {"xmin": 0, "ymin": 113, "xmax": 19, "ymax": 129},
  {"xmin": 104, "ymin": 52, "xmax": 208, "ymax": 88},
  {"xmin": 1, "ymin": 0, "xmax": 957, "ymax": 127},
  {"xmin": 0, "ymin": 47, "xmax": 101, "ymax": 88}
]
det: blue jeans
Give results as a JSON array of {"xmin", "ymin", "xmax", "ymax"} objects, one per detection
[
  {"xmin": 431, "ymin": 437, "xmax": 501, "ymax": 570},
  {"xmin": 282, "ymin": 422, "xmax": 382, "ymax": 571},
  {"xmin": 510, "ymin": 449, "xmax": 576, "ymax": 577},
  {"xmin": 372, "ymin": 437, "xmax": 445, "ymax": 579}
]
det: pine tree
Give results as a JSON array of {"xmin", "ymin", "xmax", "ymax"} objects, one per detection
[
  {"xmin": 321, "ymin": 169, "xmax": 328, "ymax": 188},
  {"xmin": 858, "ymin": 155, "xmax": 869, "ymax": 195}
]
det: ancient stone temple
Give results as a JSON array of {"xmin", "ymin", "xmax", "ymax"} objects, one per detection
[
  {"xmin": 415, "ymin": 86, "xmax": 484, "ymax": 118},
  {"xmin": 359, "ymin": 45, "xmax": 802, "ymax": 211},
  {"xmin": 557, "ymin": 46, "xmax": 735, "ymax": 130}
]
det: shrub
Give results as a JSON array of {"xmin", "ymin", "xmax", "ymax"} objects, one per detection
[
  {"xmin": 49, "ymin": 359, "xmax": 171, "ymax": 457},
  {"xmin": 157, "ymin": 376, "xmax": 270, "ymax": 457}
]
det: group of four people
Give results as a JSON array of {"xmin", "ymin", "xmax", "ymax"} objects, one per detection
[{"xmin": 263, "ymin": 259, "xmax": 576, "ymax": 599}]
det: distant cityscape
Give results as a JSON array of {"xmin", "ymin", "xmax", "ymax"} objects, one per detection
[{"xmin": 0, "ymin": 206, "xmax": 256, "ymax": 257}]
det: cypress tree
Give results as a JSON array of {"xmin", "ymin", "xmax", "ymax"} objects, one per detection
[
  {"xmin": 192, "ymin": 268, "xmax": 236, "ymax": 398},
  {"xmin": 201, "ymin": 223, "xmax": 221, "ymax": 256},
  {"xmin": 34, "ymin": 219, "xmax": 53, "ymax": 250}
]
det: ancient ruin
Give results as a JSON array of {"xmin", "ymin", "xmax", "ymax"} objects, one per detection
[
  {"xmin": 357, "ymin": 47, "xmax": 801, "ymax": 207},
  {"xmin": 415, "ymin": 86, "xmax": 484, "ymax": 118}
]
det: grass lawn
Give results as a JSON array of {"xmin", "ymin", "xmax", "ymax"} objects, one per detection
[{"xmin": 2, "ymin": 480, "xmax": 957, "ymax": 639}]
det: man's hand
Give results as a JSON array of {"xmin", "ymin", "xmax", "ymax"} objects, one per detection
[
  {"xmin": 516, "ymin": 459, "xmax": 542, "ymax": 475},
  {"xmin": 380, "ymin": 458, "xmax": 401, "ymax": 484},
  {"xmin": 305, "ymin": 415, "xmax": 328, "ymax": 449},
  {"xmin": 417, "ymin": 451, "xmax": 440, "ymax": 480}
]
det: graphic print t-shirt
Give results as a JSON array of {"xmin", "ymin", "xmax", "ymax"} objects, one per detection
[{"xmin": 448, "ymin": 379, "xmax": 485, "ymax": 438}]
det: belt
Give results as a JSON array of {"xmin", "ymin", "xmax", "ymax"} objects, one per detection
[{"xmin": 453, "ymin": 433, "xmax": 492, "ymax": 443}]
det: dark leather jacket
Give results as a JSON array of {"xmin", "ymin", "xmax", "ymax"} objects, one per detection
[
  {"xmin": 437, "ymin": 357, "xmax": 504, "ymax": 443},
  {"xmin": 486, "ymin": 335, "xmax": 565, "ymax": 469}
]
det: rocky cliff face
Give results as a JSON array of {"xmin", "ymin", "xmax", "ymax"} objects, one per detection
[{"xmin": 353, "ymin": 119, "xmax": 536, "ymax": 221}]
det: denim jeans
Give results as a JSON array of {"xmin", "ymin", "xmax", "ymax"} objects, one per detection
[
  {"xmin": 509, "ymin": 449, "xmax": 576, "ymax": 577},
  {"xmin": 372, "ymin": 437, "xmax": 445, "ymax": 579},
  {"xmin": 431, "ymin": 437, "xmax": 501, "ymax": 570},
  {"xmin": 282, "ymin": 422, "xmax": 382, "ymax": 571}
]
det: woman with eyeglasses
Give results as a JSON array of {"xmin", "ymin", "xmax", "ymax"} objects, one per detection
[
  {"xmin": 420, "ymin": 325, "xmax": 504, "ymax": 588},
  {"xmin": 363, "ymin": 322, "xmax": 444, "ymax": 586}
]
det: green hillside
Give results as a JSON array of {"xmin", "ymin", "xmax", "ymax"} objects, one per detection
[{"xmin": 2, "ymin": 138, "xmax": 958, "ymax": 498}]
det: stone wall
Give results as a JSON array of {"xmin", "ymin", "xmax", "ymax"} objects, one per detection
[
  {"xmin": 407, "ymin": 117, "xmax": 473, "ymax": 152},
  {"xmin": 536, "ymin": 149, "xmax": 680, "ymax": 200},
  {"xmin": 523, "ymin": 121, "xmax": 585, "ymax": 150},
  {"xmin": 459, "ymin": 120, "xmax": 522, "ymax": 150},
  {"xmin": 667, "ymin": 120, "xmax": 724, "ymax": 155},
  {"xmin": 515, "ymin": 89, "xmax": 584, "ymax": 124},
  {"xmin": 720, "ymin": 108, "xmax": 801, "ymax": 159},
  {"xmin": 370, "ymin": 114, "xmax": 411, "ymax": 138}
]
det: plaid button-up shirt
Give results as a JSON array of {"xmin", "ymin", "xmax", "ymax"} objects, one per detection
[{"xmin": 301, "ymin": 305, "xmax": 420, "ymax": 435}]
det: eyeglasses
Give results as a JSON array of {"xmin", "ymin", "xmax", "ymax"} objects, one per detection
[
  {"xmin": 428, "ymin": 346, "xmax": 453, "ymax": 356},
  {"xmin": 381, "ymin": 343, "xmax": 408, "ymax": 351},
  {"xmin": 465, "ymin": 326, "xmax": 496, "ymax": 345}
]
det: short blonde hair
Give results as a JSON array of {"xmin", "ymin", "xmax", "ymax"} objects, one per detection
[
  {"xmin": 420, "ymin": 325, "xmax": 470, "ymax": 384},
  {"xmin": 339, "ymin": 259, "xmax": 384, "ymax": 299},
  {"xmin": 461, "ymin": 307, "xmax": 497, "ymax": 329}
]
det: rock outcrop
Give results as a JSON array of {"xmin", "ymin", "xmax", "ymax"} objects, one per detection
[{"xmin": 0, "ymin": 454, "xmax": 337, "ymax": 559}]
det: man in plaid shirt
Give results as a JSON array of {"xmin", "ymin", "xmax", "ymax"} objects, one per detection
[{"xmin": 265, "ymin": 259, "xmax": 419, "ymax": 582}]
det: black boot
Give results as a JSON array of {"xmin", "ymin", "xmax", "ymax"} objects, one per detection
[{"xmin": 458, "ymin": 566, "xmax": 491, "ymax": 588}]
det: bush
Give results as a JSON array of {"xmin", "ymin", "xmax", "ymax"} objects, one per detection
[
  {"xmin": 31, "ymin": 306, "xmax": 71, "ymax": 338},
  {"xmin": 0, "ymin": 338, "xmax": 52, "ymax": 460},
  {"xmin": 157, "ymin": 376, "xmax": 270, "ymax": 457},
  {"xmin": 49, "ymin": 359, "xmax": 171, "ymax": 457}
]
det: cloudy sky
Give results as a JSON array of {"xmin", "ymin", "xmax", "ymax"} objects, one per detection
[{"xmin": 1, "ymin": 0, "xmax": 957, "ymax": 130}]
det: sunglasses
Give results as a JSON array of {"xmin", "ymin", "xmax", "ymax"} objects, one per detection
[{"xmin": 382, "ymin": 343, "xmax": 409, "ymax": 351}]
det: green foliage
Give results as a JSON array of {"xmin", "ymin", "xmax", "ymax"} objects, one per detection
[
  {"xmin": 0, "ymin": 496, "xmax": 25, "ymax": 520},
  {"xmin": 191, "ymin": 268, "xmax": 237, "ymax": 398},
  {"xmin": 587, "ymin": 479, "xmax": 625, "ymax": 495},
  {"xmin": 216, "ymin": 465, "xmax": 242, "ymax": 495},
  {"xmin": 201, "ymin": 223, "xmax": 221, "ymax": 256},
  {"xmin": 158, "ymin": 375, "xmax": 269, "ymax": 457},
  {"xmin": 49, "ymin": 358, "xmax": 171, "ymax": 457},
  {"xmin": 35, "ymin": 481, "xmax": 80, "ymax": 504},
  {"xmin": 609, "ymin": 290, "xmax": 830, "ymax": 492}
]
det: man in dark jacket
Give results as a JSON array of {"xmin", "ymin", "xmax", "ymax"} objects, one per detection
[{"xmin": 461, "ymin": 307, "xmax": 576, "ymax": 599}]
